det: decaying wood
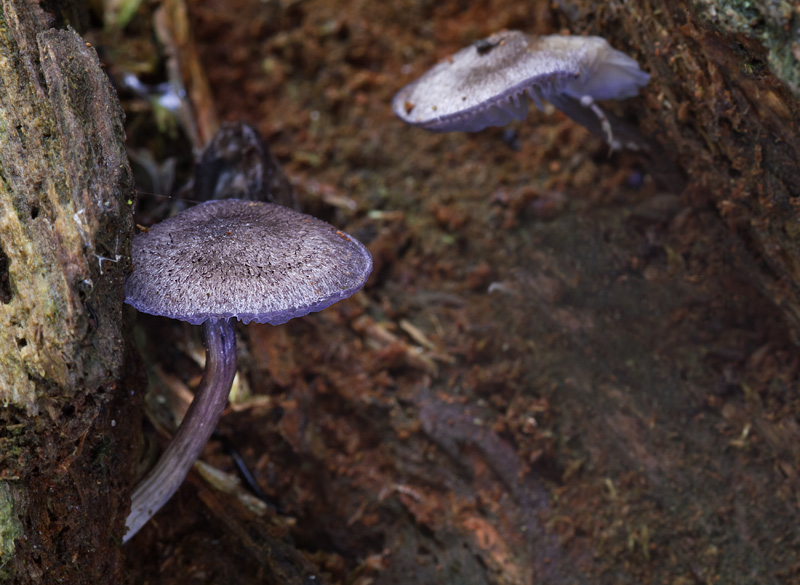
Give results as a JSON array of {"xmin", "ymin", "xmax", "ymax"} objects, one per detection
[
  {"xmin": 0, "ymin": 0, "xmax": 138, "ymax": 582},
  {"xmin": 556, "ymin": 0, "xmax": 800, "ymax": 337}
]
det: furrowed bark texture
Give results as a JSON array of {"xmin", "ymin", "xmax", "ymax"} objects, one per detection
[
  {"xmin": 556, "ymin": 0, "xmax": 800, "ymax": 335},
  {"xmin": 0, "ymin": 0, "xmax": 138, "ymax": 582}
]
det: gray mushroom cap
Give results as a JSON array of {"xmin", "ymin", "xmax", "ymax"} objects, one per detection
[
  {"xmin": 125, "ymin": 199, "xmax": 372, "ymax": 325},
  {"xmin": 392, "ymin": 30, "xmax": 650, "ymax": 133}
]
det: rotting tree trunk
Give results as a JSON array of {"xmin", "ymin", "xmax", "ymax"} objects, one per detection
[
  {"xmin": 556, "ymin": 0, "xmax": 800, "ymax": 337},
  {"xmin": 0, "ymin": 0, "xmax": 138, "ymax": 583}
]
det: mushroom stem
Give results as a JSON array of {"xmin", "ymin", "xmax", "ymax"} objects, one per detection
[
  {"xmin": 546, "ymin": 94, "xmax": 651, "ymax": 152},
  {"xmin": 124, "ymin": 317, "xmax": 238, "ymax": 543}
]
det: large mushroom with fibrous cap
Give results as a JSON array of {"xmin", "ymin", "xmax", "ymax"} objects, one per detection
[
  {"xmin": 123, "ymin": 198, "xmax": 372, "ymax": 542},
  {"xmin": 392, "ymin": 30, "xmax": 650, "ymax": 149}
]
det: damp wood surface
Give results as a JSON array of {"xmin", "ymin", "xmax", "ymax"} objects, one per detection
[
  {"xmin": 556, "ymin": 0, "xmax": 800, "ymax": 339},
  {"xmin": 0, "ymin": 1, "xmax": 138, "ymax": 583},
  {"xmin": 106, "ymin": 0, "xmax": 800, "ymax": 584}
]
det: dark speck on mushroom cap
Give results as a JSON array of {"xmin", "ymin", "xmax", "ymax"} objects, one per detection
[{"xmin": 125, "ymin": 199, "xmax": 373, "ymax": 325}]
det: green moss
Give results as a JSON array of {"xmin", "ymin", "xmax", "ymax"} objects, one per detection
[
  {"xmin": 0, "ymin": 482, "xmax": 22, "ymax": 579},
  {"xmin": 692, "ymin": 0, "xmax": 800, "ymax": 92}
]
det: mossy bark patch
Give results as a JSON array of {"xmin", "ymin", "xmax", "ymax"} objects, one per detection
[
  {"xmin": 0, "ymin": 7, "xmax": 131, "ymax": 415},
  {"xmin": 0, "ymin": 483, "xmax": 23, "ymax": 580},
  {"xmin": 0, "ymin": 1, "xmax": 140, "ymax": 583}
]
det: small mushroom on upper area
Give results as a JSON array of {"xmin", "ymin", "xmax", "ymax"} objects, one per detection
[
  {"xmin": 123, "ymin": 198, "xmax": 372, "ymax": 542},
  {"xmin": 392, "ymin": 30, "xmax": 650, "ymax": 149}
]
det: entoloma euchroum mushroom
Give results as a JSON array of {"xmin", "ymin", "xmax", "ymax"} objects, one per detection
[
  {"xmin": 123, "ymin": 198, "xmax": 372, "ymax": 542},
  {"xmin": 392, "ymin": 30, "xmax": 650, "ymax": 148}
]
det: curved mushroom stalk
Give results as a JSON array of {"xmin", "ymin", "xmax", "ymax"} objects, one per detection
[
  {"xmin": 124, "ymin": 317, "xmax": 237, "ymax": 543},
  {"xmin": 546, "ymin": 94, "xmax": 651, "ymax": 152}
]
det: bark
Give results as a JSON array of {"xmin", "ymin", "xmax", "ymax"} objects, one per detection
[
  {"xmin": 555, "ymin": 0, "xmax": 800, "ymax": 337},
  {"xmin": 0, "ymin": 0, "xmax": 138, "ymax": 582}
]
